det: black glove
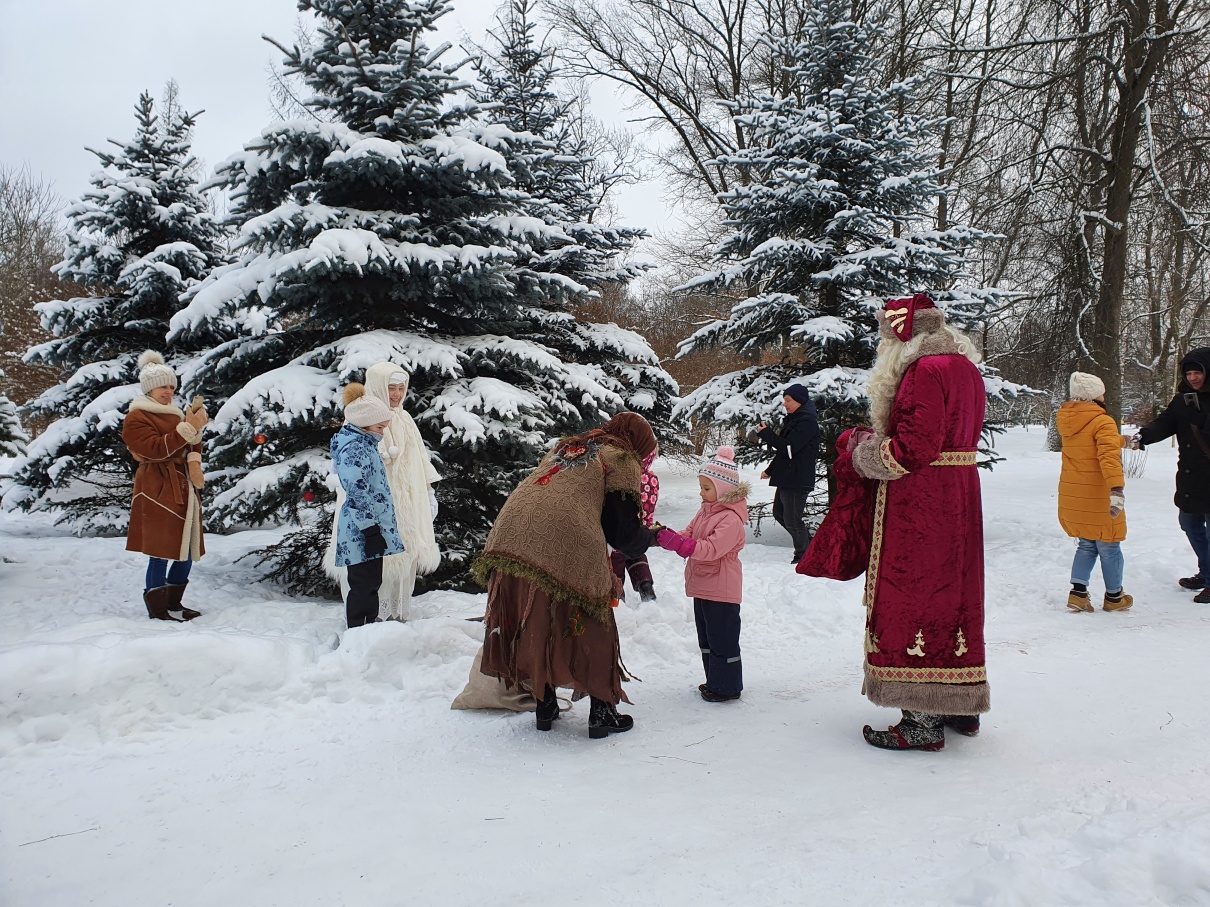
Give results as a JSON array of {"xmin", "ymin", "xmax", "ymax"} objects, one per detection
[{"xmin": 362, "ymin": 525, "xmax": 387, "ymax": 558}]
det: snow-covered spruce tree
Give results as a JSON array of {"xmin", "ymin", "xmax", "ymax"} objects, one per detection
[
  {"xmin": 3, "ymin": 92, "xmax": 226, "ymax": 530},
  {"xmin": 675, "ymin": 0, "xmax": 1012, "ymax": 476},
  {"xmin": 468, "ymin": 0, "xmax": 678, "ymax": 442},
  {"xmin": 169, "ymin": 0, "xmax": 652, "ymax": 593},
  {"xmin": 0, "ymin": 372, "xmax": 28, "ymax": 458}
]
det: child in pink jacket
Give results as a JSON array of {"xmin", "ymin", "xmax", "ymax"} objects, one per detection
[{"xmin": 657, "ymin": 447, "xmax": 749, "ymax": 702}]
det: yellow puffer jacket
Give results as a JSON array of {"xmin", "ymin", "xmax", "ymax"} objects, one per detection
[{"xmin": 1056, "ymin": 401, "xmax": 1127, "ymax": 541}]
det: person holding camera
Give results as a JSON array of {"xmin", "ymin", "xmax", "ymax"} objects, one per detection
[
  {"xmin": 331, "ymin": 383, "xmax": 405, "ymax": 628},
  {"xmin": 122, "ymin": 351, "xmax": 209, "ymax": 621},
  {"xmin": 1134, "ymin": 348, "xmax": 1210, "ymax": 603},
  {"xmin": 756, "ymin": 384, "xmax": 820, "ymax": 564}
]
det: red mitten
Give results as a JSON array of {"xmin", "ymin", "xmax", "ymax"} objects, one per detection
[{"xmin": 657, "ymin": 528, "xmax": 697, "ymax": 558}]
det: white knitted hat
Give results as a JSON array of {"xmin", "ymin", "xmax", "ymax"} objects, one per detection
[
  {"xmin": 138, "ymin": 350, "xmax": 177, "ymax": 394},
  {"xmin": 342, "ymin": 383, "xmax": 393, "ymax": 427},
  {"xmin": 699, "ymin": 445, "xmax": 740, "ymax": 495},
  {"xmin": 1069, "ymin": 372, "xmax": 1106, "ymax": 402}
]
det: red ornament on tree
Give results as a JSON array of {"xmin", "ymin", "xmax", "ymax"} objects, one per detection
[
  {"xmin": 254, "ymin": 433, "xmax": 267, "ymax": 444},
  {"xmin": 302, "ymin": 491, "xmax": 315, "ymax": 503}
]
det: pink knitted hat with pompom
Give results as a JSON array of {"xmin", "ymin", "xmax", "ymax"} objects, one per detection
[{"xmin": 699, "ymin": 446, "xmax": 740, "ymax": 497}]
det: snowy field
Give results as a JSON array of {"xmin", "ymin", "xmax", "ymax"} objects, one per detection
[{"xmin": 2, "ymin": 426, "xmax": 1209, "ymax": 907}]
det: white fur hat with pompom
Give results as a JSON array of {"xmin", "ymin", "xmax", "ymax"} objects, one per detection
[{"xmin": 138, "ymin": 350, "xmax": 178, "ymax": 394}]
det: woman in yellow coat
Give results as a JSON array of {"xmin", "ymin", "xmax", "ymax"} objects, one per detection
[{"xmin": 1056, "ymin": 372, "xmax": 1131, "ymax": 612}]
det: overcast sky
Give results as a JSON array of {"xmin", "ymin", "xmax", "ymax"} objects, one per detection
[{"xmin": 0, "ymin": 0, "xmax": 676, "ymax": 239}]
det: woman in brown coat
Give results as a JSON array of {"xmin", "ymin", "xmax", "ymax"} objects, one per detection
[
  {"xmin": 122, "ymin": 351, "xmax": 209, "ymax": 621},
  {"xmin": 474, "ymin": 413, "xmax": 659, "ymax": 739}
]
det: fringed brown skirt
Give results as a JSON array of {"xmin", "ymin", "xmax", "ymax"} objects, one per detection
[{"xmin": 480, "ymin": 572, "xmax": 628, "ymax": 705}]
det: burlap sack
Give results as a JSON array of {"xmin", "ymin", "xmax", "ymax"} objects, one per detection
[{"xmin": 450, "ymin": 647, "xmax": 537, "ymax": 712}]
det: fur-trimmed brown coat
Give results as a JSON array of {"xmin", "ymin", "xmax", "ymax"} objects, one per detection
[{"xmin": 122, "ymin": 397, "xmax": 205, "ymax": 562}]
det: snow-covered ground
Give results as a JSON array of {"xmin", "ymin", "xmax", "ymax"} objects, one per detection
[{"xmin": 2, "ymin": 427, "xmax": 1209, "ymax": 907}]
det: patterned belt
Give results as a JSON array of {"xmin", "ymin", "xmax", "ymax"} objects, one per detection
[{"xmin": 929, "ymin": 450, "xmax": 978, "ymax": 467}]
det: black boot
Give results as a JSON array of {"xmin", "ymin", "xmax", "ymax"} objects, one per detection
[
  {"xmin": 535, "ymin": 685, "xmax": 559, "ymax": 731},
  {"xmin": 1179, "ymin": 574, "xmax": 1206, "ymax": 590},
  {"xmin": 143, "ymin": 586, "xmax": 183, "ymax": 622},
  {"xmin": 638, "ymin": 581, "xmax": 657, "ymax": 602},
  {"xmin": 164, "ymin": 582, "xmax": 201, "ymax": 621},
  {"xmin": 862, "ymin": 710, "xmax": 945, "ymax": 751},
  {"xmin": 588, "ymin": 697, "xmax": 634, "ymax": 739},
  {"xmin": 943, "ymin": 714, "xmax": 980, "ymax": 737}
]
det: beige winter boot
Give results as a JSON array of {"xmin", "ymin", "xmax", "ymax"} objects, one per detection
[
  {"xmin": 1066, "ymin": 590, "xmax": 1094, "ymax": 612},
  {"xmin": 1103, "ymin": 591, "xmax": 1134, "ymax": 612}
]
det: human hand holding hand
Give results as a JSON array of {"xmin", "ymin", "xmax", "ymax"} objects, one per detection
[
  {"xmin": 1109, "ymin": 488, "xmax": 1125, "ymax": 518},
  {"xmin": 657, "ymin": 528, "xmax": 697, "ymax": 558},
  {"xmin": 1129, "ymin": 434, "xmax": 1142, "ymax": 450}
]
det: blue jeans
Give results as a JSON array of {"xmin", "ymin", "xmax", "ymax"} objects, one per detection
[
  {"xmin": 1178, "ymin": 511, "xmax": 1210, "ymax": 579},
  {"xmin": 1070, "ymin": 540, "xmax": 1124, "ymax": 593},
  {"xmin": 146, "ymin": 557, "xmax": 192, "ymax": 591}
]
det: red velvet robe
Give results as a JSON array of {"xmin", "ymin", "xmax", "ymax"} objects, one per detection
[{"xmin": 862, "ymin": 353, "xmax": 989, "ymax": 715}]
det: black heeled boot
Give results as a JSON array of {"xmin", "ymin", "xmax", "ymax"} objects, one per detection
[
  {"xmin": 588, "ymin": 697, "xmax": 634, "ymax": 739},
  {"xmin": 535, "ymin": 685, "xmax": 559, "ymax": 731}
]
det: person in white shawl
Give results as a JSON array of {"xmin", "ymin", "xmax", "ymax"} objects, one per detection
[{"xmin": 327, "ymin": 362, "xmax": 441, "ymax": 620}]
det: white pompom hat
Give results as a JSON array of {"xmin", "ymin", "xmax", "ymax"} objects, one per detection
[
  {"xmin": 138, "ymin": 350, "xmax": 178, "ymax": 394},
  {"xmin": 342, "ymin": 383, "xmax": 393, "ymax": 428},
  {"xmin": 1069, "ymin": 372, "xmax": 1106, "ymax": 402}
]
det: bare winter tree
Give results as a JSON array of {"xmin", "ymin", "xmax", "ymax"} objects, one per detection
[{"xmin": 0, "ymin": 164, "xmax": 64, "ymax": 413}]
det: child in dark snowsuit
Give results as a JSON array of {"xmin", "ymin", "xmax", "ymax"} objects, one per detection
[{"xmin": 611, "ymin": 447, "xmax": 661, "ymax": 602}]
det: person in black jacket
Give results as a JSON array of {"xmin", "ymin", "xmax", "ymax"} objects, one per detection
[
  {"xmin": 756, "ymin": 384, "xmax": 821, "ymax": 563},
  {"xmin": 1135, "ymin": 347, "xmax": 1210, "ymax": 602}
]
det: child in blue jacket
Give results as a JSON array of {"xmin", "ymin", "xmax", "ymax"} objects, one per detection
[{"xmin": 330, "ymin": 383, "xmax": 405, "ymax": 627}]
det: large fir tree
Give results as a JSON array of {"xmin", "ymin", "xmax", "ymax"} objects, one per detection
[
  {"xmin": 4, "ymin": 92, "xmax": 226, "ymax": 530},
  {"xmin": 676, "ymin": 0, "xmax": 1008, "ymax": 468},
  {"xmin": 169, "ymin": 0, "xmax": 660, "ymax": 592},
  {"xmin": 468, "ymin": 0, "xmax": 677, "ymax": 441}
]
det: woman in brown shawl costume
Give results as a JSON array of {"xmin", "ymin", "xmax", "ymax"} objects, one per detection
[{"xmin": 474, "ymin": 413, "xmax": 659, "ymax": 739}]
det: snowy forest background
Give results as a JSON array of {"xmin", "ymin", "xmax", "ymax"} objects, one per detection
[{"xmin": 2, "ymin": 0, "xmax": 1208, "ymax": 595}]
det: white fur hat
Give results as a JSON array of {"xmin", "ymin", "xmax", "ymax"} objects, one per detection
[
  {"xmin": 342, "ymin": 383, "xmax": 393, "ymax": 428},
  {"xmin": 138, "ymin": 350, "xmax": 177, "ymax": 394},
  {"xmin": 1069, "ymin": 372, "xmax": 1106, "ymax": 402}
]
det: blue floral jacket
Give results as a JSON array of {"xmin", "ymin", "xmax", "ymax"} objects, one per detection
[{"xmin": 331, "ymin": 425, "xmax": 404, "ymax": 567}]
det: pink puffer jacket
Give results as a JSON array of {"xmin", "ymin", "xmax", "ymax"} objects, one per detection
[{"xmin": 680, "ymin": 484, "xmax": 749, "ymax": 605}]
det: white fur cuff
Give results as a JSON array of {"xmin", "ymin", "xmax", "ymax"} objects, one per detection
[
  {"xmin": 176, "ymin": 422, "xmax": 201, "ymax": 445},
  {"xmin": 852, "ymin": 437, "xmax": 903, "ymax": 481}
]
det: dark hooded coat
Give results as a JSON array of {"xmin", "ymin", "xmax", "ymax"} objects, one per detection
[{"xmin": 1138, "ymin": 347, "xmax": 1210, "ymax": 513}]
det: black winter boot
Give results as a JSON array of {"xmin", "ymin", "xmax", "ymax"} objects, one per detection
[
  {"xmin": 1179, "ymin": 574, "xmax": 1206, "ymax": 590},
  {"xmin": 143, "ymin": 586, "xmax": 183, "ymax": 622},
  {"xmin": 588, "ymin": 697, "xmax": 634, "ymax": 739},
  {"xmin": 638, "ymin": 581, "xmax": 657, "ymax": 602},
  {"xmin": 535, "ymin": 685, "xmax": 560, "ymax": 731},
  {"xmin": 862, "ymin": 710, "xmax": 945, "ymax": 751},
  {"xmin": 164, "ymin": 582, "xmax": 201, "ymax": 621}
]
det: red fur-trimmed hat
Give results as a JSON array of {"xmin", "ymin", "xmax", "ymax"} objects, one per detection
[{"xmin": 879, "ymin": 293, "xmax": 941, "ymax": 342}]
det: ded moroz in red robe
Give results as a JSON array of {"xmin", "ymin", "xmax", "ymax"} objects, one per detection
[{"xmin": 851, "ymin": 332, "xmax": 990, "ymax": 716}]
